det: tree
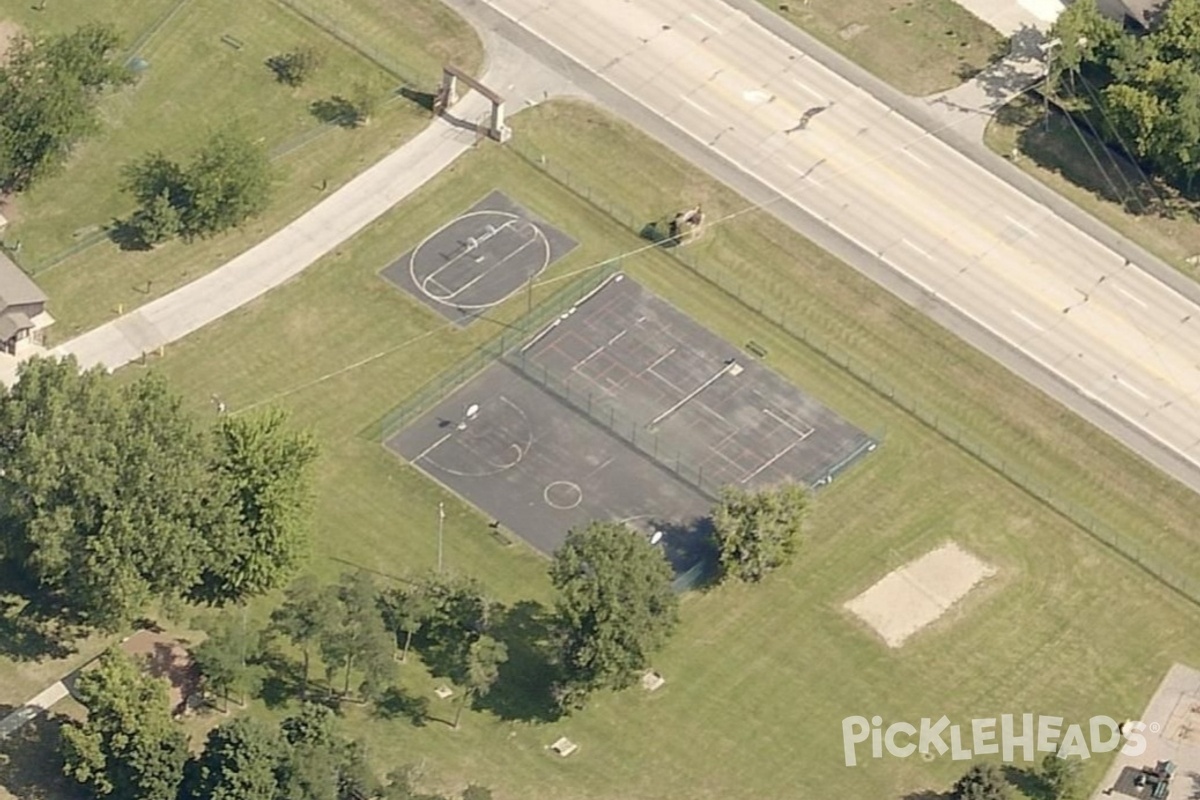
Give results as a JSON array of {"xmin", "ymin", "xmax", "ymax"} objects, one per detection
[
  {"xmin": 267, "ymin": 46, "xmax": 324, "ymax": 87},
  {"xmin": 453, "ymin": 635, "xmax": 507, "ymax": 729},
  {"xmin": 60, "ymin": 648, "xmax": 188, "ymax": 800},
  {"xmin": 121, "ymin": 129, "xmax": 273, "ymax": 245},
  {"xmin": 318, "ymin": 572, "xmax": 395, "ymax": 701},
  {"xmin": 126, "ymin": 188, "xmax": 182, "ymax": 247},
  {"xmin": 0, "ymin": 23, "xmax": 130, "ymax": 193},
  {"xmin": 952, "ymin": 762, "xmax": 1011, "ymax": 800},
  {"xmin": 1041, "ymin": 753, "xmax": 1084, "ymax": 800},
  {"xmin": 193, "ymin": 611, "xmax": 264, "ymax": 709},
  {"xmin": 180, "ymin": 129, "xmax": 273, "ymax": 238},
  {"xmin": 419, "ymin": 574, "xmax": 491, "ymax": 680},
  {"xmin": 270, "ymin": 575, "xmax": 336, "ymax": 695},
  {"xmin": 380, "ymin": 585, "xmax": 435, "ymax": 663},
  {"xmin": 183, "ymin": 717, "xmax": 281, "ymax": 800},
  {"xmin": 195, "ymin": 409, "xmax": 319, "ymax": 605},
  {"xmin": 1044, "ymin": 0, "xmax": 1123, "ymax": 93},
  {"xmin": 712, "ymin": 484, "xmax": 807, "ymax": 583},
  {"xmin": 549, "ymin": 521, "xmax": 678, "ymax": 710},
  {"xmin": 276, "ymin": 704, "xmax": 377, "ymax": 800},
  {"xmin": 0, "ymin": 357, "xmax": 232, "ymax": 630}
]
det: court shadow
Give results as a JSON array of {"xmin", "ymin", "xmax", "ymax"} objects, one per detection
[
  {"xmin": 0, "ymin": 709, "xmax": 84, "ymax": 800},
  {"xmin": 650, "ymin": 515, "xmax": 719, "ymax": 591},
  {"xmin": 473, "ymin": 600, "xmax": 562, "ymax": 723}
]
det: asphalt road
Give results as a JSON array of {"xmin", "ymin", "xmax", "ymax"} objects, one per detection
[{"xmin": 472, "ymin": 0, "xmax": 1200, "ymax": 490}]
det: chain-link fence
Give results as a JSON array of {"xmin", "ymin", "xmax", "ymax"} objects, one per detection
[
  {"xmin": 504, "ymin": 137, "xmax": 1200, "ymax": 609},
  {"xmin": 372, "ymin": 262, "xmax": 621, "ymax": 442}
]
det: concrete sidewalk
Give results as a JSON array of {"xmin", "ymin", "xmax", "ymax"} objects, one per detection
[
  {"xmin": 0, "ymin": 681, "xmax": 68, "ymax": 740},
  {"xmin": 57, "ymin": 95, "xmax": 491, "ymax": 373}
]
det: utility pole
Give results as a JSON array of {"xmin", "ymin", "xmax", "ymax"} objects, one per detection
[{"xmin": 437, "ymin": 502, "xmax": 445, "ymax": 574}]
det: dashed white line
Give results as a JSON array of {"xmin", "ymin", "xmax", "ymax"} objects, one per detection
[
  {"xmin": 680, "ymin": 95, "xmax": 714, "ymax": 117},
  {"xmin": 789, "ymin": 77, "xmax": 818, "ymax": 97},
  {"xmin": 1011, "ymin": 309, "xmax": 1044, "ymax": 331},
  {"xmin": 1005, "ymin": 215, "xmax": 1038, "ymax": 239},
  {"xmin": 901, "ymin": 148, "xmax": 931, "ymax": 169},
  {"xmin": 1116, "ymin": 287, "xmax": 1149, "ymax": 308},
  {"xmin": 1115, "ymin": 375, "xmax": 1150, "ymax": 399},
  {"xmin": 900, "ymin": 239, "xmax": 932, "ymax": 260},
  {"xmin": 690, "ymin": 13, "xmax": 721, "ymax": 33},
  {"xmin": 787, "ymin": 163, "xmax": 824, "ymax": 187}
]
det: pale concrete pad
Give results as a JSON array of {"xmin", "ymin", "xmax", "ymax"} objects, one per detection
[
  {"xmin": 844, "ymin": 543, "xmax": 997, "ymax": 647},
  {"xmin": 952, "ymin": 0, "xmax": 1062, "ymax": 35},
  {"xmin": 1091, "ymin": 664, "xmax": 1200, "ymax": 799}
]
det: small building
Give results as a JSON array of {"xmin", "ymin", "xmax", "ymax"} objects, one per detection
[
  {"xmin": 0, "ymin": 251, "xmax": 52, "ymax": 356},
  {"xmin": 1095, "ymin": 0, "xmax": 1168, "ymax": 28}
]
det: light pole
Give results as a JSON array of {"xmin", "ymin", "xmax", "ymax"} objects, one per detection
[{"xmin": 437, "ymin": 502, "xmax": 445, "ymax": 574}]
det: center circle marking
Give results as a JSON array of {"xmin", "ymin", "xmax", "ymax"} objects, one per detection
[{"xmin": 544, "ymin": 481, "xmax": 583, "ymax": 510}]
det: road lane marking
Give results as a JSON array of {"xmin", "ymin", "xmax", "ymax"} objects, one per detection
[
  {"xmin": 1115, "ymin": 375, "xmax": 1150, "ymax": 399},
  {"xmin": 1117, "ymin": 287, "xmax": 1149, "ymax": 308},
  {"xmin": 690, "ymin": 13, "xmax": 721, "ymax": 33},
  {"xmin": 901, "ymin": 239, "xmax": 932, "ymax": 259},
  {"xmin": 1004, "ymin": 215, "xmax": 1038, "ymax": 239},
  {"xmin": 1011, "ymin": 310, "xmax": 1044, "ymax": 331},
  {"xmin": 787, "ymin": 163, "xmax": 824, "ymax": 187},
  {"xmin": 902, "ymin": 148, "xmax": 931, "ymax": 169},
  {"xmin": 680, "ymin": 95, "xmax": 714, "ymax": 117}
]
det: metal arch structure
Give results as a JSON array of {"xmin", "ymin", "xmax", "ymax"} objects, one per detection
[{"xmin": 434, "ymin": 64, "xmax": 512, "ymax": 143}]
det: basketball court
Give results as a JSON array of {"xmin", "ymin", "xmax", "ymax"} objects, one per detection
[
  {"xmin": 380, "ymin": 190, "xmax": 577, "ymax": 326},
  {"xmin": 386, "ymin": 273, "xmax": 875, "ymax": 576}
]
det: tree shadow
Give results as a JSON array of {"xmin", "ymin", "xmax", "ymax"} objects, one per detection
[
  {"xmin": 900, "ymin": 792, "xmax": 950, "ymax": 800},
  {"xmin": 0, "ymin": 709, "xmax": 86, "ymax": 800},
  {"xmin": 1002, "ymin": 763, "xmax": 1050, "ymax": 799},
  {"xmin": 254, "ymin": 648, "xmax": 305, "ymax": 710},
  {"xmin": 0, "ymin": 563, "xmax": 81, "ymax": 662},
  {"xmin": 106, "ymin": 218, "xmax": 152, "ymax": 251},
  {"xmin": 644, "ymin": 515, "xmax": 718, "ymax": 592},
  {"xmin": 309, "ymin": 97, "xmax": 363, "ymax": 129},
  {"xmin": 371, "ymin": 685, "xmax": 428, "ymax": 727},
  {"xmin": 472, "ymin": 600, "xmax": 561, "ymax": 723}
]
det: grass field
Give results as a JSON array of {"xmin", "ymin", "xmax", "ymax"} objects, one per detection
[
  {"xmin": 757, "ymin": 0, "xmax": 1007, "ymax": 96},
  {"xmin": 0, "ymin": 0, "xmax": 481, "ymax": 340},
  {"xmin": 985, "ymin": 95, "xmax": 1200, "ymax": 279},
  {"xmin": 8, "ymin": 95, "xmax": 1183, "ymax": 800}
]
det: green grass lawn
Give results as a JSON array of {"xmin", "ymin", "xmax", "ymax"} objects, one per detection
[
  {"xmin": 0, "ymin": 0, "xmax": 481, "ymax": 339},
  {"xmin": 30, "ymin": 96, "xmax": 1196, "ymax": 800},
  {"xmin": 758, "ymin": 0, "xmax": 1007, "ymax": 96},
  {"xmin": 986, "ymin": 95, "xmax": 1200, "ymax": 279}
]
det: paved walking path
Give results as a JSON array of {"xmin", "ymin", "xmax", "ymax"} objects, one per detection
[
  {"xmin": 0, "ymin": 681, "xmax": 68, "ymax": 740},
  {"xmin": 58, "ymin": 95, "xmax": 491, "ymax": 373}
]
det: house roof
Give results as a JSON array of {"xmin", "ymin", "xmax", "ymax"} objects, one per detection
[
  {"xmin": 0, "ymin": 251, "xmax": 46, "ymax": 311},
  {"xmin": 1122, "ymin": 0, "xmax": 1166, "ymax": 24},
  {"xmin": 0, "ymin": 309, "xmax": 31, "ymax": 342}
]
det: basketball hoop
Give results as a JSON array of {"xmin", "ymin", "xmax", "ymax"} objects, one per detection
[
  {"xmin": 650, "ymin": 530, "xmax": 664, "ymax": 546},
  {"xmin": 457, "ymin": 403, "xmax": 480, "ymax": 430}
]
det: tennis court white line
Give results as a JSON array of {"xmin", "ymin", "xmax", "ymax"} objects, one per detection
[
  {"xmin": 762, "ymin": 407, "xmax": 815, "ymax": 438},
  {"xmin": 740, "ymin": 440, "xmax": 800, "ymax": 484},
  {"xmin": 411, "ymin": 432, "xmax": 452, "ymax": 464},
  {"xmin": 645, "ymin": 347, "xmax": 677, "ymax": 371},
  {"xmin": 573, "ymin": 345, "xmax": 607, "ymax": 371},
  {"xmin": 651, "ymin": 360, "xmax": 737, "ymax": 426},
  {"xmin": 608, "ymin": 329, "xmax": 627, "ymax": 345}
]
